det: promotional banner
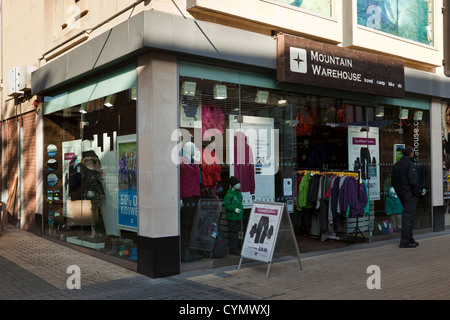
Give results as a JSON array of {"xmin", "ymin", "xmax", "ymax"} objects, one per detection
[
  {"xmin": 229, "ymin": 115, "xmax": 276, "ymax": 207},
  {"xmin": 442, "ymin": 103, "xmax": 450, "ymax": 200},
  {"xmin": 241, "ymin": 203, "xmax": 283, "ymax": 263},
  {"xmin": 348, "ymin": 125, "xmax": 380, "ymax": 200},
  {"xmin": 118, "ymin": 136, "xmax": 138, "ymax": 231}
]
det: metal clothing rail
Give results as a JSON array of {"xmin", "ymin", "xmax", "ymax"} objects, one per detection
[{"xmin": 296, "ymin": 169, "xmax": 365, "ymax": 243}]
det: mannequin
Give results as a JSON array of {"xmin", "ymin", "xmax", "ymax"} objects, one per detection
[
  {"xmin": 224, "ymin": 176, "xmax": 244, "ymax": 255},
  {"xmin": 180, "ymin": 142, "xmax": 201, "ymax": 262},
  {"xmin": 82, "ymin": 150, "xmax": 106, "ymax": 237},
  {"xmin": 385, "ymin": 186, "xmax": 403, "ymax": 232}
]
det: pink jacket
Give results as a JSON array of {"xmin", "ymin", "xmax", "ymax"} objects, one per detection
[
  {"xmin": 180, "ymin": 156, "xmax": 201, "ymax": 198},
  {"xmin": 234, "ymin": 132, "xmax": 255, "ymax": 194},
  {"xmin": 202, "ymin": 102, "xmax": 225, "ymax": 139}
]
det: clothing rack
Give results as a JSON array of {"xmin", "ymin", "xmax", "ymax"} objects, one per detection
[
  {"xmin": 347, "ymin": 216, "xmax": 365, "ymax": 243},
  {"xmin": 296, "ymin": 169, "xmax": 364, "ymax": 242},
  {"xmin": 296, "ymin": 169, "xmax": 359, "ymax": 179}
]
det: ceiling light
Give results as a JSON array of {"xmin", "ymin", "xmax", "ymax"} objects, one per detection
[
  {"xmin": 414, "ymin": 111, "xmax": 423, "ymax": 121},
  {"xmin": 79, "ymin": 103, "xmax": 87, "ymax": 114},
  {"xmin": 214, "ymin": 84, "xmax": 227, "ymax": 99},
  {"xmin": 181, "ymin": 81, "xmax": 197, "ymax": 96},
  {"xmin": 255, "ymin": 90, "xmax": 269, "ymax": 104},
  {"xmin": 375, "ymin": 106, "xmax": 384, "ymax": 118},
  {"xmin": 278, "ymin": 98, "xmax": 288, "ymax": 105},
  {"xmin": 130, "ymin": 87, "xmax": 137, "ymax": 100},
  {"xmin": 104, "ymin": 94, "xmax": 117, "ymax": 107}
]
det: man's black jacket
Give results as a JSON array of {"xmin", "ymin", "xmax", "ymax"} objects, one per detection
[{"xmin": 391, "ymin": 155, "xmax": 420, "ymax": 199}]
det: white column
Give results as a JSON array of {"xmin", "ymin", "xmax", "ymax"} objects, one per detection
[
  {"xmin": 430, "ymin": 97, "xmax": 444, "ymax": 207},
  {"xmin": 137, "ymin": 52, "xmax": 179, "ymax": 238}
]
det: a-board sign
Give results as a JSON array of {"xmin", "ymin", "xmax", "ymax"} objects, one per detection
[
  {"xmin": 239, "ymin": 202, "xmax": 302, "ymax": 276},
  {"xmin": 188, "ymin": 198, "xmax": 222, "ymax": 257}
]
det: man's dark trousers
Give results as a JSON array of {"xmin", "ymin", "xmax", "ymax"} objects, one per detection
[{"xmin": 399, "ymin": 195, "xmax": 417, "ymax": 245}]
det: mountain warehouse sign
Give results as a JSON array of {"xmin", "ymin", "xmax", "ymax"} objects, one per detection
[{"xmin": 277, "ymin": 34, "xmax": 405, "ymax": 98}]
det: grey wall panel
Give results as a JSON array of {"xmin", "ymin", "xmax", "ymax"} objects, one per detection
[{"xmin": 32, "ymin": 10, "xmax": 450, "ymax": 100}]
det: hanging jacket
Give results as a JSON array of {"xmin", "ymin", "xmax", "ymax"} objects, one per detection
[
  {"xmin": 339, "ymin": 177, "xmax": 368, "ymax": 218},
  {"xmin": 234, "ymin": 131, "xmax": 255, "ymax": 194},
  {"xmin": 202, "ymin": 101, "xmax": 225, "ymax": 139},
  {"xmin": 200, "ymin": 148, "xmax": 221, "ymax": 187},
  {"xmin": 296, "ymin": 173, "xmax": 313, "ymax": 211},
  {"xmin": 180, "ymin": 156, "xmax": 201, "ymax": 199},
  {"xmin": 224, "ymin": 188, "xmax": 244, "ymax": 220}
]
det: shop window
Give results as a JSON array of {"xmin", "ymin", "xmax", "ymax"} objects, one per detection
[
  {"xmin": 442, "ymin": 102, "xmax": 450, "ymax": 225},
  {"xmin": 43, "ymin": 87, "xmax": 137, "ymax": 262},
  {"xmin": 357, "ymin": 0, "xmax": 433, "ymax": 45},
  {"xmin": 178, "ymin": 75, "xmax": 431, "ymax": 265}
]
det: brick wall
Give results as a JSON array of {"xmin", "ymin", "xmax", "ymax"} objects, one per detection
[{"xmin": 2, "ymin": 111, "xmax": 36, "ymax": 230}]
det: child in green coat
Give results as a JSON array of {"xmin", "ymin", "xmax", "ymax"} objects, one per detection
[{"xmin": 224, "ymin": 176, "xmax": 244, "ymax": 255}]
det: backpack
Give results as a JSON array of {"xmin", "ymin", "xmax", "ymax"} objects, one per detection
[{"xmin": 381, "ymin": 220, "xmax": 393, "ymax": 234}]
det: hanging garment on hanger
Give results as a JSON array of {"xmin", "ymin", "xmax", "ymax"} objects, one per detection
[
  {"xmin": 296, "ymin": 173, "xmax": 313, "ymax": 211},
  {"xmin": 339, "ymin": 177, "xmax": 368, "ymax": 218}
]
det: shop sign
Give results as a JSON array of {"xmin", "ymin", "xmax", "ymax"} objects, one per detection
[
  {"xmin": 277, "ymin": 34, "xmax": 405, "ymax": 98},
  {"xmin": 238, "ymin": 202, "xmax": 302, "ymax": 277}
]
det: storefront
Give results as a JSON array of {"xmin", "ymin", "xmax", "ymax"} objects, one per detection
[
  {"xmin": 42, "ymin": 64, "xmax": 138, "ymax": 267},
  {"xmin": 31, "ymin": 10, "xmax": 445, "ymax": 278},
  {"xmin": 177, "ymin": 51, "xmax": 432, "ymax": 263}
]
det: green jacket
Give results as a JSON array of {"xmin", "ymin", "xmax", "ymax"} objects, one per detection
[{"xmin": 224, "ymin": 189, "xmax": 244, "ymax": 220}]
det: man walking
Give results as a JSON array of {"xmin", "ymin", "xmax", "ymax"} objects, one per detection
[{"xmin": 391, "ymin": 146, "xmax": 420, "ymax": 248}]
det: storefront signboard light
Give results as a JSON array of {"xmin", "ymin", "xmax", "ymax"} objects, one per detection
[
  {"xmin": 277, "ymin": 34, "xmax": 405, "ymax": 98},
  {"xmin": 255, "ymin": 90, "xmax": 269, "ymax": 104},
  {"xmin": 182, "ymin": 81, "xmax": 197, "ymax": 96},
  {"xmin": 214, "ymin": 84, "xmax": 227, "ymax": 99}
]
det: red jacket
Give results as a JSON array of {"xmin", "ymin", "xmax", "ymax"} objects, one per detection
[{"xmin": 200, "ymin": 149, "xmax": 221, "ymax": 187}]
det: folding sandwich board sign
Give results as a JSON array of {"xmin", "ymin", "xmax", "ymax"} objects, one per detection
[{"xmin": 238, "ymin": 201, "xmax": 302, "ymax": 277}]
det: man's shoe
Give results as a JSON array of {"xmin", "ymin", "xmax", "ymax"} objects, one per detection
[
  {"xmin": 399, "ymin": 243, "xmax": 417, "ymax": 248},
  {"xmin": 411, "ymin": 241, "xmax": 419, "ymax": 246}
]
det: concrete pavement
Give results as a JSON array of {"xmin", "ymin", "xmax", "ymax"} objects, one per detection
[{"xmin": 1, "ymin": 223, "xmax": 450, "ymax": 304}]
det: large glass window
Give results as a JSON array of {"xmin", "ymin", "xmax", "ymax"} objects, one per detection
[
  {"xmin": 178, "ymin": 74, "xmax": 431, "ymax": 264},
  {"xmin": 43, "ymin": 69, "xmax": 137, "ymax": 263},
  {"xmin": 442, "ymin": 102, "xmax": 450, "ymax": 225},
  {"xmin": 357, "ymin": 0, "xmax": 433, "ymax": 45},
  {"xmin": 270, "ymin": 0, "xmax": 332, "ymax": 17}
]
